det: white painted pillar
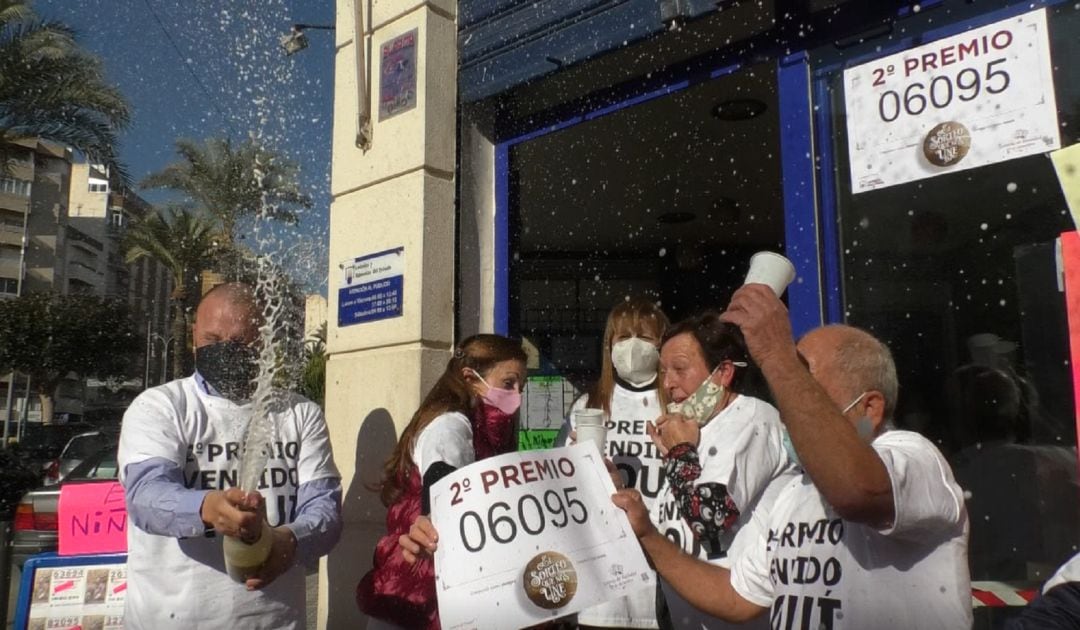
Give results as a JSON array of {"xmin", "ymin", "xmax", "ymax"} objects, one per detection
[{"xmin": 321, "ymin": 1, "xmax": 458, "ymax": 628}]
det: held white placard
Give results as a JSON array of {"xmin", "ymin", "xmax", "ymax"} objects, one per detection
[
  {"xmin": 844, "ymin": 8, "xmax": 1060, "ymax": 193},
  {"xmin": 431, "ymin": 443, "xmax": 654, "ymax": 630}
]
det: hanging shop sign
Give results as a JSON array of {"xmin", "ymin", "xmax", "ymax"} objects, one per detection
[
  {"xmin": 844, "ymin": 8, "xmax": 1060, "ymax": 193},
  {"xmin": 431, "ymin": 443, "xmax": 654, "ymax": 630},
  {"xmin": 338, "ymin": 247, "xmax": 404, "ymax": 326}
]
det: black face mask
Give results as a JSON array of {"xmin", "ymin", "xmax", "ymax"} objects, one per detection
[{"xmin": 195, "ymin": 341, "xmax": 259, "ymax": 402}]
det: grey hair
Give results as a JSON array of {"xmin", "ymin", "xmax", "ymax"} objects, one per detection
[{"xmin": 827, "ymin": 325, "xmax": 900, "ymax": 421}]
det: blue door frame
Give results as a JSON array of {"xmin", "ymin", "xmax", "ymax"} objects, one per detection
[
  {"xmin": 491, "ymin": 0, "xmax": 1070, "ymax": 340},
  {"xmin": 492, "ymin": 59, "xmax": 825, "ymax": 337}
]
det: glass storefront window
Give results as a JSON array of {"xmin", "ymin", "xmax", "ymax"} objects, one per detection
[
  {"xmin": 506, "ymin": 62, "xmax": 785, "ymax": 383},
  {"xmin": 816, "ymin": 0, "xmax": 1079, "ymax": 597}
]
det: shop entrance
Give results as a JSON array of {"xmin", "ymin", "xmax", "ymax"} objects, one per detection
[{"xmin": 500, "ymin": 62, "xmax": 786, "ymax": 442}]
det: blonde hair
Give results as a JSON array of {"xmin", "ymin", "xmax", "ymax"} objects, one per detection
[{"xmin": 586, "ymin": 298, "xmax": 669, "ymax": 413}]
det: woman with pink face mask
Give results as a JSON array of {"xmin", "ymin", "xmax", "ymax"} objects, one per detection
[{"xmin": 357, "ymin": 334, "xmax": 527, "ymax": 630}]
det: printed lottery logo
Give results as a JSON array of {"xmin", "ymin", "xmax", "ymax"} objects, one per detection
[
  {"xmin": 923, "ymin": 121, "xmax": 971, "ymax": 167},
  {"xmin": 523, "ymin": 552, "xmax": 578, "ymax": 610}
]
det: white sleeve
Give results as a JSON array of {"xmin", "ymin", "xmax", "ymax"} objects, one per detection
[
  {"xmin": 728, "ymin": 516, "xmax": 775, "ymax": 608},
  {"xmin": 699, "ymin": 398, "xmax": 786, "ymax": 512},
  {"xmin": 295, "ymin": 400, "xmax": 340, "ymax": 484},
  {"xmin": 413, "ymin": 413, "xmax": 475, "ymax": 477},
  {"xmin": 874, "ymin": 431, "xmax": 965, "ymax": 540}
]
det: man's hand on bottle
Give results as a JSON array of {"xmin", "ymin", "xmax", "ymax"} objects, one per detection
[
  {"xmin": 245, "ymin": 527, "xmax": 297, "ymax": 591},
  {"xmin": 201, "ymin": 488, "xmax": 264, "ymax": 540}
]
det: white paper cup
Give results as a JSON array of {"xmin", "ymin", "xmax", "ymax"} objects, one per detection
[
  {"xmin": 744, "ymin": 251, "xmax": 796, "ymax": 297},
  {"xmin": 574, "ymin": 408, "xmax": 607, "ymax": 454}
]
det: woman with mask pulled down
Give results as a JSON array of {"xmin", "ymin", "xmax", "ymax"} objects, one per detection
[
  {"xmin": 555, "ymin": 297, "xmax": 670, "ymax": 630},
  {"xmin": 357, "ymin": 334, "xmax": 527, "ymax": 630},
  {"xmin": 649, "ymin": 311, "xmax": 796, "ymax": 630}
]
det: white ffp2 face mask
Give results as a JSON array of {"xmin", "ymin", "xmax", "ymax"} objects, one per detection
[{"xmin": 611, "ymin": 337, "xmax": 659, "ymax": 387}]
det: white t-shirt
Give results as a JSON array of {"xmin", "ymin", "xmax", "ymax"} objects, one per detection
[
  {"xmin": 414, "ymin": 411, "xmax": 475, "ymax": 475},
  {"xmin": 730, "ymin": 430, "xmax": 972, "ymax": 630},
  {"xmin": 566, "ymin": 385, "xmax": 664, "ymax": 629},
  {"xmin": 118, "ymin": 377, "xmax": 339, "ymax": 630},
  {"xmin": 653, "ymin": 395, "xmax": 796, "ymax": 630}
]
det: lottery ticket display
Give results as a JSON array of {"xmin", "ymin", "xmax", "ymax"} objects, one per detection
[{"xmin": 23, "ymin": 563, "xmax": 126, "ymax": 630}]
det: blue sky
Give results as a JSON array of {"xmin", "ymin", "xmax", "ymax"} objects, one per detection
[{"xmin": 38, "ymin": 0, "xmax": 337, "ymax": 292}]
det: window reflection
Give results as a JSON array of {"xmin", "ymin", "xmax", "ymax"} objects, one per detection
[{"xmin": 822, "ymin": 0, "xmax": 1079, "ymax": 593}]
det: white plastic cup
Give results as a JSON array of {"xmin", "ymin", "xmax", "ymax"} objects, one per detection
[
  {"xmin": 574, "ymin": 408, "xmax": 607, "ymax": 454},
  {"xmin": 744, "ymin": 251, "xmax": 796, "ymax": 297}
]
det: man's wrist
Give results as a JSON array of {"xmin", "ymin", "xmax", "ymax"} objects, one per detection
[
  {"xmin": 198, "ymin": 489, "xmax": 219, "ymax": 527},
  {"xmin": 272, "ymin": 526, "xmax": 299, "ymax": 567},
  {"xmin": 758, "ymin": 346, "xmax": 803, "ymax": 380},
  {"xmin": 639, "ymin": 526, "xmax": 673, "ymax": 563}
]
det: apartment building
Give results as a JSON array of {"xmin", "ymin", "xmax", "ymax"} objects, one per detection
[{"xmin": 1, "ymin": 140, "xmax": 171, "ymax": 426}]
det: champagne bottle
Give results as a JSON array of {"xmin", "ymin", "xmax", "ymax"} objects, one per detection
[{"xmin": 223, "ymin": 519, "xmax": 272, "ymax": 583}]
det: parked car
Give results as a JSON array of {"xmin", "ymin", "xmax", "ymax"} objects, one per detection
[
  {"xmin": 17, "ymin": 422, "xmax": 100, "ymax": 480},
  {"xmin": 0, "ymin": 447, "xmax": 41, "ymax": 524},
  {"xmin": 11, "ymin": 446, "xmax": 120, "ymax": 568},
  {"xmin": 43, "ymin": 429, "xmax": 119, "ymax": 486}
]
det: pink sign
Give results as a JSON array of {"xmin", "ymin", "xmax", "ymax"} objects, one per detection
[
  {"xmin": 58, "ymin": 481, "xmax": 128, "ymax": 556},
  {"xmin": 1062, "ymin": 231, "xmax": 1080, "ymax": 474}
]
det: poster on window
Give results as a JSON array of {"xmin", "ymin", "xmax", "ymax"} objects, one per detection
[
  {"xmin": 520, "ymin": 376, "xmax": 579, "ymax": 450},
  {"xmin": 431, "ymin": 443, "xmax": 654, "ymax": 630},
  {"xmin": 843, "ymin": 8, "xmax": 1060, "ymax": 193}
]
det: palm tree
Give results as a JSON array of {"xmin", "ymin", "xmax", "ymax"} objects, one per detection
[
  {"xmin": 123, "ymin": 206, "xmax": 218, "ymax": 378},
  {"xmin": 298, "ymin": 323, "xmax": 327, "ymax": 406},
  {"xmin": 0, "ymin": 0, "xmax": 130, "ymax": 179},
  {"xmin": 141, "ymin": 137, "xmax": 311, "ymax": 246}
]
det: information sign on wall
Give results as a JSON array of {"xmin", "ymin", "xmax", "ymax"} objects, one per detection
[
  {"xmin": 379, "ymin": 29, "xmax": 418, "ymax": 120},
  {"xmin": 844, "ymin": 8, "xmax": 1060, "ymax": 193},
  {"xmin": 432, "ymin": 444, "xmax": 654, "ymax": 630},
  {"xmin": 338, "ymin": 247, "xmax": 404, "ymax": 327}
]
